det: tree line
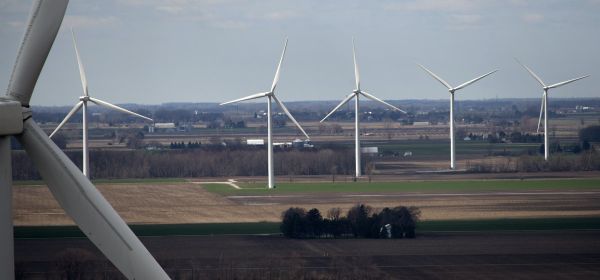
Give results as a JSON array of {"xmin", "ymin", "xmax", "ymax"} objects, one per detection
[
  {"xmin": 280, "ymin": 204, "xmax": 420, "ymax": 239},
  {"xmin": 11, "ymin": 148, "xmax": 355, "ymax": 180}
]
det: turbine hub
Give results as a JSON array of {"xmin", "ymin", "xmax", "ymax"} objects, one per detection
[
  {"xmin": 79, "ymin": 96, "xmax": 90, "ymax": 102},
  {"xmin": 0, "ymin": 97, "xmax": 24, "ymax": 135}
]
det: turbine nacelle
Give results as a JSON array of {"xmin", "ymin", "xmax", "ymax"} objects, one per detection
[{"xmin": 79, "ymin": 96, "xmax": 90, "ymax": 102}]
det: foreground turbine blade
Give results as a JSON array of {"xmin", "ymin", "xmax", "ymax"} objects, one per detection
[
  {"xmin": 353, "ymin": 38, "xmax": 360, "ymax": 91},
  {"xmin": 417, "ymin": 64, "xmax": 452, "ymax": 90},
  {"xmin": 270, "ymin": 39, "xmax": 288, "ymax": 93},
  {"xmin": 537, "ymin": 94, "xmax": 545, "ymax": 133},
  {"xmin": 17, "ymin": 119, "xmax": 169, "ymax": 279},
  {"xmin": 360, "ymin": 91, "xmax": 406, "ymax": 113},
  {"xmin": 547, "ymin": 75, "xmax": 590, "ymax": 89},
  {"xmin": 515, "ymin": 59, "xmax": 546, "ymax": 88},
  {"xmin": 220, "ymin": 92, "xmax": 270, "ymax": 105},
  {"xmin": 320, "ymin": 93, "xmax": 356, "ymax": 122},
  {"xmin": 272, "ymin": 95, "xmax": 310, "ymax": 139},
  {"xmin": 89, "ymin": 97, "xmax": 153, "ymax": 122},
  {"xmin": 49, "ymin": 101, "xmax": 83, "ymax": 138},
  {"xmin": 71, "ymin": 29, "xmax": 89, "ymax": 96},
  {"xmin": 453, "ymin": 70, "xmax": 498, "ymax": 91},
  {"xmin": 6, "ymin": 0, "xmax": 69, "ymax": 106}
]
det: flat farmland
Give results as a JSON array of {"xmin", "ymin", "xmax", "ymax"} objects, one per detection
[
  {"xmin": 13, "ymin": 177, "xmax": 600, "ymax": 225},
  {"xmin": 14, "ymin": 231, "xmax": 600, "ymax": 279}
]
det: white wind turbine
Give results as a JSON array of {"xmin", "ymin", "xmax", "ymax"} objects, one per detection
[
  {"xmin": 49, "ymin": 29, "xmax": 153, "ymax": 178},
  {"xmin": 515, "ymin": 59, "xmax": 589, "ymax": 160},
  {"xmin": 417, "ymin": 64, "xmax": 497, "ymax": 169},
  {"xmin": 0, "ymin": 1, "xmax": 168, "ymax": 279},
  {"xmin": 220, "ymin": 39, "xmax": 309, "ymax": 189},
  {"xmin": 321, "ymin": 38, "xmax": 406, "ymax": 178}
]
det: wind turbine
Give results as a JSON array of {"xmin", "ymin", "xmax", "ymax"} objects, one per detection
[
  {"xmin": 515, "ymin": 59, "xmax": 589, "ymax": 160},
  {"xmin": 417, "ymin": 64, "xmax": 497, "ymax": 169},
  {"xmin": 49, "ymin": 30, "xmax": 153, "ymax": 178},
  {"xmin": 321, "ymin": 38, "xmax": 406, "ymax": 178},
  {"xmin": 0, "ymin": 1, "xmax": 168, "ymax": 279},
  {"xmin": 220, "ymin": 39, "xmax": 309, "ymax": 189}
]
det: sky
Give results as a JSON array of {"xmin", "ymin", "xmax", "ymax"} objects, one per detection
[{"xmin": 0, "ymin": 0, "xmax": 599, "ymax": 106}]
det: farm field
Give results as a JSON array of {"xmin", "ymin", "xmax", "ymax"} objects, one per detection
[
  {"xmin": 13, "ymin": 176, "xmax": 600, "ymax": 225},
  {"xmin": 201, "ymin": 178, "xmax": 600, "ymax": 195},
  {"xmin": 14, "ymin": 230, "xmax": 600, "ymax": 279}
]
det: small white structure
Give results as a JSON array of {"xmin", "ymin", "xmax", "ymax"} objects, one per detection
[
  {"xmin": 246, "ymin": 139, "xmax": 265, "ymax": 146},
  {"xmin": 413, "ymin": 121, "xmax": 430, "ymax": 126},
  {"xmin": 403, "ymin": 151, "xmax": 413, "ymax": 157},
  {"xmin": 154, "ymin": 122, "xmax": 176, "ymax": 129},
  {"xmin": 379, "ymin": 224, "xmax": 392, "ymax": 238},
  {"xmin": 361, "ymin": 147, "xmax": 378, "ymax": 154}
]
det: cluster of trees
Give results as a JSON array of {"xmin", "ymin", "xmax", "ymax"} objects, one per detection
[
  {"xmin": 281, "ymin": 204, "xmax": 420, "ymax": 239},
  {"xmin": 485, "ymin": 131, "xmax": 543, "ymax": 143},
  {"xmin": 467, "ymin": 150, "xmax": 600, "ymax": 173},
  {"xmin": 169, "ymin": 141, "xmax": 202, "ymax": 149},
  {"xmin": 11, "ymin": 148, "xmax": 354, "ymax": 180}
]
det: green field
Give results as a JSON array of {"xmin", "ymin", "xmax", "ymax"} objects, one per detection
[
  {"xmin": 14, "ymin": 217, "xmax": 600, "ymax": 239},
  {"xmin": 202, "ymin": 178, "xmax": 600, "ymax": 195}
]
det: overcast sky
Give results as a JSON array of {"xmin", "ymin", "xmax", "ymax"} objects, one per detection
[{"xmin": 0, "ymin": 0, "xmax": 599, "ymax": 106}]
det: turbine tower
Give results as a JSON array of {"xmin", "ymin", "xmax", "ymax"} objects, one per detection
[
  {"xmin": 49, "ymin": 30, "xmax": 153, "ymax": 178},
  {"xmin": 515, "ymin": 59, "xmax": 589, "ymax": 160},
  {"xmin": 0, "ymin": 1, "xmax": 168, "ymax": 279},
  {"xmin": 417, "ymin": 64, "xmax": 497, "ymax": 169},
  {"xmin": 220, "ymin": 39, "xmax": 309, "ymax": 189},
  {"xmin": 321, "ymin": 38, "xmax": 406, "ymax": 178}
]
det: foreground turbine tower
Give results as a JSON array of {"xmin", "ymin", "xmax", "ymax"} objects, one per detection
[
  {"xmin": 417, "ymin": 64, "xmax": 497, "ymax": 169},
  {"xmin": 0, "ymin": 1, "xmax": 169, "ymax": 279},
  {"xmin": 515, "ymin": 59, "xmax": 589, "ymax": 161},
  {"xmin": 321, "ymin": 39, "xmax": 406, "ymax": 178},
  {"xmin": 50, "ymin": 30, "xmax": 153, "ymax": 178},
  {"xmin": 220, "ymin": 39, "xmax": 309, "ymax": 189}
]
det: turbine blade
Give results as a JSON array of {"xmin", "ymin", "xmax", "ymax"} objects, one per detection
[
  {"xmin": 453, "ymin": 69, "xmax": 498, "ymax": 91},
  {"xmin": 89, "ymin": 97, "xmax": 153, "ymax": 122},
  {"xmin": 547, "ymin": 75, "xmax": 590, "ymax": 89},
  {"xmin": 537, "ymin": 94, "xmax": 544, "ymax": 133},
  {"xmin": 416, "ymin": 64, "xmax": 452, "ymax": 90},
  {"xmin": 360, "ymin": 91, "xmax": 406, "ymax": 113},
  {"xmin": 71, "ymin": 29, "xmax": 89, "ymax": 96},
  {"xmin": 49, "ymin": 101, "xmax": 83, "ymax": 138},
  {"xmin": 353, "ymin": 37, "xmax": 360, "ymax": 91},
  {"xmin": 514, "ymin": 58, "xmax": 546, "ymax": 88},
  {"xmin": 320, "ymin": 93, "xmax": 356, "ymax": 122},
  {"xmin": 6, "ymin": 0, "xmax": 69, "ymax": 106},
  {"xmin": 220, "ymin": 92, "xmax": 270, "ymax": 105},
  {"xmin": 272, "ymin": 95, "xmax": 310, "ymax": 139},
  {"xmin": 17, "ymin": 119, "xmax": 169, "ymax": 279},
  {"xmin": 270, "ymin": 38, "xmax": 288, "ymax": 92}
]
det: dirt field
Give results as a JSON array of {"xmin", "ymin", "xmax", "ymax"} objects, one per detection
[
  {"xmin": 13, "ymin": 174, "xmax": 600, "ymax": 225},
  {"xmin": 14, "ymin": 231, "xmax": 600, "ymax": 279}
]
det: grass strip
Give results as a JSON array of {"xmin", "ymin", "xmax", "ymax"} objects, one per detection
[
  {"xmin": 418, "ymin": 217, "xmax": 600, "ymax": 232},
  {"xmin": 202, "ymin": 179, "xmax": 600, "ymax": 195},
  {"xmin": 14, "ymin": 217, "xmax": 600, "ymax": 239}
]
